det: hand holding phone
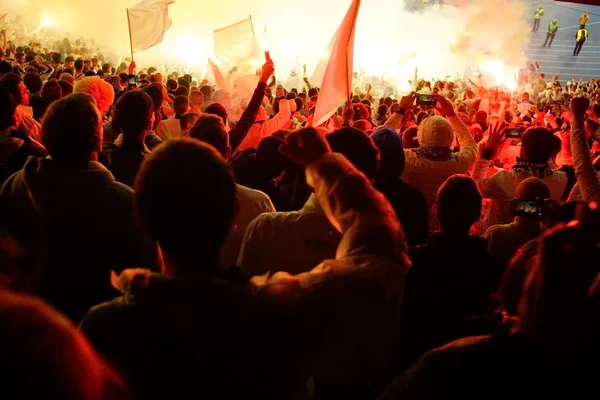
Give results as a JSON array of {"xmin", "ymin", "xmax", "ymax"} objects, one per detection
[
  {"xmin": 505, "ymin": 127, "xmax": 524, "ymax": 139},
  {"xmin": 416, "ymin": 94, "xmax": 437, "ymax": 107}
]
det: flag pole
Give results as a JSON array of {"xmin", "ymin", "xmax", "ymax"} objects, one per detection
[
  {"xmin": 126, "ymin": 9, "xmax": 134, "ymax": 61},
  {"xmin": 249, "ymin": 14, "xmax": 255, "ymax": 37},
  {"xmin": 0, "ymin": 13, "xmax": 7, "ymax": 22}
]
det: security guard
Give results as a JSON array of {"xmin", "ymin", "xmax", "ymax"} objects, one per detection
[
  {"xmin": 573, "ymin": 25, "xmax": 589, "ymax": 56},
  {"xmin": 533, "ymin": 5, "xmax": 544, "ymax": 32}
]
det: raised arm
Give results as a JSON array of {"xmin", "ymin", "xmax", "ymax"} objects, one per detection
[
  {"xmin": 253, "ymin": 127, "xmax": 409, "ymax": 288},
  {"xmin": 229, "ymin": 62, "xmax": 273, "ymax": 152},
  {"xmin": 570, "ymin": 97, "xmax": 600, "ymax": 204}
]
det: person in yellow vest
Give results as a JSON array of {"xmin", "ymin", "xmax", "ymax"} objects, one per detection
[
  {"xmin": 544, "ymin": 19, "xmax": 559, "ymax": 47},
  {"xmin": 533, "ymin": 5, "xmax": 544, "ymax": 32},
  {"xmin": 573, "ymin": 26, "xmax": 589, "ymax": 56},
  {"xmin": 579, "ymin": 12, "xmax": 590, "ymax": 27}
]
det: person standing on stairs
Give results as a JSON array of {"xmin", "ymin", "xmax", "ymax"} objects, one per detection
[
  {"xmin": 533, "ymin": 5, "xmax": 544, "ymax": 32},
  {"xmin": 573, "ymin": 25, "xmax": 589, "ymax": 57},
  {"xmin": 579, "ymin": 12, "xmax": 590, "ymax": 28},
  {"xmin": 544, "ymin": 19, "xmax": 559, "ymax": 47}
]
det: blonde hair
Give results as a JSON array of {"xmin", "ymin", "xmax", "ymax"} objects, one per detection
[{"xmin": 74, "ymin": 77, "xmax": 115, "ymax": 114}]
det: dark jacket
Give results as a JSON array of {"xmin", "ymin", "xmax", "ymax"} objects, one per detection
[
  {"xmin": 383, "ymin": 332, "xmax": 600, "ymax": 399},
  {"xmin": 0, "ymin": 157, "xmax": 156, "ymax": 322},
  {"xmin": 0, "ymin": 130, "xmax": 47, "ymax": 185},
  {"xmin": 400, "ymin": 233, "xmax": 503, "ymax": 367}
]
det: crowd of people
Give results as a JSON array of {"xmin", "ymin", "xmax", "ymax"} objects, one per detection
[{"xmin": 1, "ymin": 26, "xmax": 600, "ymax": 399}]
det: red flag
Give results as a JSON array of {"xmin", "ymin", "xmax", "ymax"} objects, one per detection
[{"xmin": 311, "ymin": 0, "xmax": 361, "ymax": 127}]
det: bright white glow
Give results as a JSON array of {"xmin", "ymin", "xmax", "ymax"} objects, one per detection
[
  {"xmin": 480, "ymin": 59, "xmax": 518, "ymax": 91},
  {"xmin": 163, "ymin": 33, "xmax": 206, "ymax": 67},
  {"xmin": 40, "ymin": 14, "xmax": 54, "ymax": 28}
]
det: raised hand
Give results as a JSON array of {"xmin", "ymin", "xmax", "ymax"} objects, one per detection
[{"xmin": 485, "ymin": 121, "xmax": 507, "ymax": 152}]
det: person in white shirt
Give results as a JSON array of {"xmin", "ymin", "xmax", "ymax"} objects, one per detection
[
  {"xmin": 187, "ymin": 113, "xmax": 275, "ymax": 268},
  {"xmin": 472, "ymin": 124, "xmax": 567, "ymax": 232},
  {"xmin": 155, "ymin": 95, "xmax": 189, "ymax": 141},
  {"xmin": 238, "ymin": 127, "xmax": 380, "ymax": 277},
  {"xmin": 236, "ymin": 99, "xmax": 292, "ymax": 152}
]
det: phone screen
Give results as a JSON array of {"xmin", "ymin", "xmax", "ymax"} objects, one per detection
[
  {"xmin": 416, "ymin": 94, "xmax": 436, "ymax": 106},
  {"xmin": 505, "ymin": 128, "xmax": 524, "ymax": 139},
  {"xmin": 511, "ymin": 200, "xmax": 543, "ymax": 217}
]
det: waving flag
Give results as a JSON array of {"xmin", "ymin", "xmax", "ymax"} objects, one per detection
[
  {"xmin": 127, "ymin": 0, "xmax": 175, "ymax": 53},
  {"xmin": 213, "ymin": 17, "xmax": 256, "ymax": 66},
  {"xmin": 311, "ymin": 0, "xmax": 361, "ymax": 127}
]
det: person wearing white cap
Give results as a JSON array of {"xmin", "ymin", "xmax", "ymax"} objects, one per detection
[{"xmin": 390, "ymin": 93, "xmax": 477, "ymax": 232}]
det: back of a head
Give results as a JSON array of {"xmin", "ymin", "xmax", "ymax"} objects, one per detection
[
  {"xmin": 326, "ymin": 127, "xmax": 380, "ymax": 180},
  {"xmin": 0, "ymin": 290, "xmax": 128, "ymax": 399},
  {"xmin": 402, "ymin": 125, "xmax": 419, "ymax": 149},
  {"xmin": 521, "ymin": 127, "xmax": 555, "ymax": 164},
  {"xmin": 173, "ymin": 95, "xmax": 189, "ymax": 115},
  {"xmin": 515, "ymin": 177, "xmax": 551, "ymax": 201},
  {"xmin": 58, "ymin": 80, "xmax": 73, "ymax": 97},
  {"xmin": 174, "ymin": 85, "xmax": 189, "ymax": 98},
  {"xmin": 113, "ymin": 90, "xmax": 153, "ymax": 138},
  {"xmin": 142, "ymin": 83, "xmax": 164, "ymax": 111},
  {"xmin": 436, "ymin": 175, "xmax": 482, "ymax": 233},
  {"xmin": 188, "ymin": 113, "xmax": 228, "ymax": 157},
  {"xmin": 42, "ymin": 80, "xmax": 63, "ymax": 102},
  {"xmin": 74, "ymin": 59, "xmax": 83, "ymax": 72},
  {"xmin": 0, "ymin": 60, "xmax": 12, "ymax": 75},
  {"xmin": 73, "ymin": 77, "xmax": 115, "ymax": 114},
  {"xmin": 204, "ymin": 103, "xmax": 228, "ymax": 125},
  {"xmin": 199, "ymin": 85, "xmax": 212, "ymax": 98},
  {"xmin": 23, "ymin": 72, "xmax": 43, "ymax": 94},
  {"xmin": 371, "ymin": 127, "xmax": 405, "ymax": 182},
  {"xmin": 134, "ymin": 139, "xmax": 236, "ymax": 274},
  {"xmin": 518, "ymin": 205, "xmax": 600, "ymax": 355},
  {"xmin": 255, "ymin": 135, "xmax": 290, "ymax": 179},
  {"xmin": 42, "ymin": 93, "xmax": 102, "ymax": 165},
  {"xmin": 417, "ymin": 116, "xmax": 454, "ymax": 148}
]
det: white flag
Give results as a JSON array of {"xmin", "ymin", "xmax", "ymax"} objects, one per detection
[
  {"xmin": 311, "ymin": 0, "xmax": 361, "ymax": 127},
  {"xmin": 213, "ymin": 18, "xmax": 256, "ymax": 66},
  {"xmin": 127, "ymin": 0, "xmax": 174, "ymax": 53}
]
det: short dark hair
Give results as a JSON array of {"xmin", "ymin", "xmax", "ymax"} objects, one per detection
[
  {"xmin": 436, "ymin": 175, "xmax": 482, "ymax": 233},
  {"xmin": 521, "ymin": 127, "xmax": 556, "ymax": 164},
  {"xmin": 41, "ymin": 93, "xmax": 102, "ymax": 165},
  {"xmin": 23, "ymin": 72, "xmax": 43, "ymax": 94},
  {"xmin": 64, "ymin": 56, "xmax": 75, "ymax": 64},
  {"xmin": 166, "ymin": 79, "xmax": 178, "ymax": 91},
  {"xmin": 0, "ymin": 61, "xmax": 12, "ymax": 75},
  {"xmin": 173, "ymin": 95, "xmax": 189, "ymax": 115},
  {"xmin": 174, "ymin": 85, "xmax": 189, "ymax": 98},
  {"xmin": 134, "ymin": 139, "xmax": 236, "ymax": 275},
  {"xmin": 41, "ymin": 80, "xmax": 62, "ymax": 102},
  {"xmin": 118, "ymin": 72, "xmax": 128, "ymax": 85},
  {"xmin": 188, "ymin": 114, "xmax": 228, "ymax": 157},
  {"xmin": 326, "ymin": 127, "xmax": 380, "ymax": 180},
  {"xmin": 204, "ymin": 103, "xmax": 227, "ymax": 125},
  {"xmin": 308, "ymin": 88, "xmax": 318, "ymax": 98},
  {"xmin": 142, "ymin": 83, "xmax": 163, "ymax": 111},
  {"xmin": 51, "ymin": 52, "xmax": 62, "ymax": 64},
  {"xmin": 74, "ymin": 59, "xmax": 84, "ymax": 71},
  {"xmin": 180, "ymin": 112, "xmax": 199, "ymax": 130},
  {"xmin": 113, "ymin": 90, "xmax": 153, "ymax": 138},
  {"xmin": 58, "ymin": 80, "xmax": 73, "ymax": 96},
  {"xmin": 200, "ymin": 85, "xmax": 212, "ymax": 98}
]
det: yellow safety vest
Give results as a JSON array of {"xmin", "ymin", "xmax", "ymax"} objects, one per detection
[
  {"xmin": 534, "ymin": 8, "xmax": 544, "ymax": 19},
  {"xmin": 577, "ymin": 29, "xmax": 588, "ymax": 42}
]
